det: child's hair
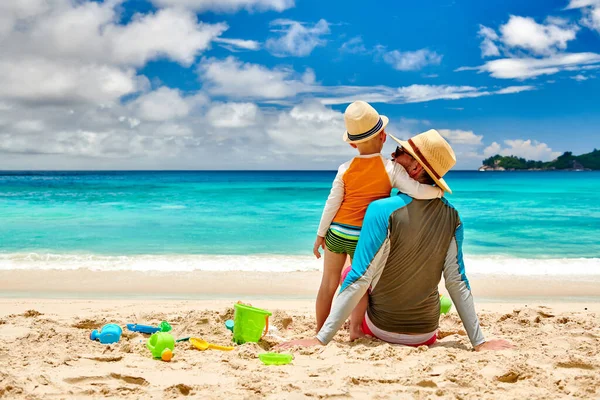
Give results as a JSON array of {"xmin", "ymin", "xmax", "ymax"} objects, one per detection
[{"xmin": 354, "ymin": 131, "xmax": 385, "ymax": 152}]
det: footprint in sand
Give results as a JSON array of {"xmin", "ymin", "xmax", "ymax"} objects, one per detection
[
  {"xmin": 64, "ymin": 373, "xmax": 149, "ymax": 386},
  {"xmin": 556, "ymin": 360, "xmax": 596, "ymax": 370}
]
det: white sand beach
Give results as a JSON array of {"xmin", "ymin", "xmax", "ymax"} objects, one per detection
[{"xmin": 1, "ymin": 271, "xmax": 599, "ymax": 399}]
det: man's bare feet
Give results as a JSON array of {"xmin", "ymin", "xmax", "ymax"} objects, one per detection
[{"xmin": 349, "ymin": 324, "xmax": 366, "ymax": 341}]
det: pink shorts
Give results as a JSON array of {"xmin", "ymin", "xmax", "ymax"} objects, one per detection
[{"xmin": 342, "ymin": 266, "xmax": 437, "ymax": 347}]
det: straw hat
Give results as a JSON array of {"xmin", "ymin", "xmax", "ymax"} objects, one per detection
[
  {"xmin": 389, "ymin": 129, "xmax": 456, "ymax": 193},
  {"xmin": 343, "ymin": 101, "xmax": 389, "ymax": 144}
]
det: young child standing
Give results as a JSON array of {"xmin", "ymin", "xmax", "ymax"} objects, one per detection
[{"xmin": 313, "ymin": 101, "xmax": 444, "ymax": 332}]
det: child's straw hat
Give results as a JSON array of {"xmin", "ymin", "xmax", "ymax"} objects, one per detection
[{"xmin": 343, "ymin": 101, "xmax": 389, "ymax": 144}]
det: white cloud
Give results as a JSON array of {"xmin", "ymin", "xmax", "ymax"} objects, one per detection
[
  {"xmin": 198, "ymin": 57, "xmax": 314, "ymax": 99},
  {"xmin": 266, "ymin": 101, "xmax": 346, "ymax": 155},
  {"xmin": 107, "ymin": 9, "xmax": 228, "ymax": 67},
  {"xmin": 1, "ymin": 3, "xmax": 227, "ymax": 68},
  {"xmin": 340, "ymin": 36, "xmax": 368, "ymax": 54},
  {"xmin": 438, "ymin": 129, "xmax": 483, "ymax": 145},
  {"xmin": 132, "ymin": 87, "xmax": 191, "ymax": 122},
  {"xmin": 148, "ymin": 0, "xmax": 294, "ymax": 12},
  {"xmin": 458, "ymin": 52, "xmax": 600, "ymax": 79},
  {"xmin": 319, "ymin": 84, "xmax": 535, "ymax": 105},
  {"xmin": 198, "ymin": 57, "xmax": 537, "ymax": 104},
  {"xmin": 565, "ymin": 0, "xmax": 600, "ymax": 9},
  {"xmin": 214, "ymin": 38, "xmax": 261, "ymax": 51},
  {"xmin": 483, "ymin": 139, "xmax": 561, "ymax": 161},
  {"xmin": 266, "ymin": 19, "xmax": 329, "ymax": 57},
  {"xmin": 582, "ymin": 5, "xmax": 600, "ymax": 32},
  {"xmin": 495, "ymin": 85, "xmax": 536, "ymax": 94},
  {"xmin": 382, "ymin": 49, "xmax": 442, "ymax": 71},
  {"xmin": 0, "ymin": 57, "xmax": 139, "ymax": 104},
  {"xmin": 499, "ymin": 15, "xmax": 578, "ymax": 56},
  {"xmin": 571, "ymin": 74, "xmax": 589, "ymax": 81},
  {"xmin": 483, "ymin": 142, "xmax": 502, "ymax": 157},
  {"xmin": 206, "ymin": 102, "xmax": 260, "ymax": 128},
  {"xmin": 478, "ymin": 25, "xmax": 500, "ymax": 57}
]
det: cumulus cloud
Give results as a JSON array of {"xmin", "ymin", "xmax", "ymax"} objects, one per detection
[
  {"xmin": 2, "ymin": 4, "xmax": 228, "ymax": 68},
  {"xmin": 483, "ymin": 139, "xmax": 561, "ymax": 161},
  {"xmin": 438, "ymin": 129, "xmax": 483, "ymax": 145},
  {"xmin": 382, "ymin": 49, "xmax": 442, "ymax": 71},
  {"xmin": 463, "ymin": 12, "xmax": 600, "ymax": 80},
  {"xmin": 148, "ymin": 0, "xmax": 295, "ymax": 13},
  {"xmin": 132, "ymin": 87, "xmax": 192, "ymax": 122},
  {"xmin": 478, "ymin": 25, "xmax": 500, "ymax": 57},
  {"xmin": 198, "ymin": 57, "xmax": 315, "ymax": 99},
  {"xmin": 565, "ymin": 0, "xmax": 600, "ymax": 29},
  {"xmin": 107, "ymin": 9, "xmax": 228, "ymax": 67},
  {"xmin": 206, "ymin": 102, "xmax": 261, "ymax": 128},
  {"xmin": 499, "ymin": 15, "xmax": 578, "ymax": 56},
  {"xmin": 266, "ymin": 19, "xmax": 330, "ymax": 57},
  {"xmin": 0, "ymin": 57, "xmax": 139, "ymax": 104}
]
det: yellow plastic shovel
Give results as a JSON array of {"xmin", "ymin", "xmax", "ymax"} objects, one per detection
[{"xmin": 190, "ymin": 337, "xmax": 234, "ymax": 352}]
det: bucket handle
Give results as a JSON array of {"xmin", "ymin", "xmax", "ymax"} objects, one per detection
[{"xmin": 261, "ymin": 316, "xmax": 270, "ymax": 339}]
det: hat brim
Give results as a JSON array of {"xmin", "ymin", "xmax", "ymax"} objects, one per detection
[
  {"xmin": 343, "ymin": 115, "xmax": 389, "ymax": 144},
  {"xmin": 389, "ymin": 133, "xmax": 452, "ymax": 194}
]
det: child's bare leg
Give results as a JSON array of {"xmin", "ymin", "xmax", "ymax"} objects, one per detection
[
  {"xmin": 315, "ymin": 249, "xmax": 347, "ymax": 333},
  {"xmin": 349, "ymin": 291, "xmax": 369, "ymax": 341}
]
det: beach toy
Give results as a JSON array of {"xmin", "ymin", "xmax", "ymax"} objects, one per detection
[
  {"xmin": 258, "ymin": 353, "xmax": 293, "ymax": 365},
  {"xmin": 190, "ymin": 337, "xmax": 234, "ymax": 352},
  {"xmin": 232, "ymin": 303, "xmax": 272, "ymax": 345},
  {"xmin": 440, "ymin": 295, "xmax": 452, "ymax": 314},
  {"xmin": 225, "ymin": 320, "xmax": 234, "ymax": 332},
  {"xmin": 90, "ymin": 324, "xmax": 122, "ymax": 344},
  {"xmin": 127, "ymin": 321, "xmax": 172, "ymax": 334},
  {"xmin": 147, "ymin": 332, "xmax": 175, "ymax": 361},
  {"xmin": 176, "ymin": 337, "xmax": 191, "ymax": 343}
]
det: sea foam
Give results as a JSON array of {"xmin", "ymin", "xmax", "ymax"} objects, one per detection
[{"xmin": 0, "ymin": 253, "xmax": 599, "ymax": 276}]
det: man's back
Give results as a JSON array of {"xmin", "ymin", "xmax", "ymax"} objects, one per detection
[
  {"xmin": 368, "ymin": 196, "xmax": 459, "ymax": 334},
  {"xmin": 317, "ymin": 193, "xmax": 484, "ymax": 347}
]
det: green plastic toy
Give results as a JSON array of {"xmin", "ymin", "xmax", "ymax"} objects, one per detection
[
  {"xmin": 232, "ymin": 303, "xmax": 272, "ymax": 345},
  {"xmin": 147, "ymin": 332, "xmax": 175, "ymax": 361},
  {"xmin": 259, "ymin": 352, "xmax": 293, "ymax": 365},
  {"xmin": 440, "ymin": 295, "xmax": 452, "ymax": 314}
]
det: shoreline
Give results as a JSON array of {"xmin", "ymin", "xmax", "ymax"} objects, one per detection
[{"xmin": 2, "ymin": 269, "xmax": 600, "ymax": 301}]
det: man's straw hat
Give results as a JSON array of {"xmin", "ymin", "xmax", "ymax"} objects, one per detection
[
  {"xmin": 389, "ymin": 129, "xmax": 456, "ymax": 193},
  {"xmin": 343, "ymin": 101, "xmax": 389, "ymax": 144}
]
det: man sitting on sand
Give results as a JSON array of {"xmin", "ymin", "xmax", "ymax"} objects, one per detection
[{"xmin": 280, "ymin": 129, "xmax": 513, "ymax": 351}]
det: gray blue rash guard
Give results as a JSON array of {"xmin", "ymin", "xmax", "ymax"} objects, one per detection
[{"xmin": 316, "ymin": 194, "xmax": 485, "ymax": 348}]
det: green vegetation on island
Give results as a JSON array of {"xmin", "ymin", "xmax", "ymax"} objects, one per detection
[{"xmin": 480, "ymin": 149, "xmax": 600, "ymax": 171}]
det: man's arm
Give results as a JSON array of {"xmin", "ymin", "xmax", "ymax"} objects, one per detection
[{"xmin": 443, "ymin": 224, "xmax": 485, "ymax": 348}]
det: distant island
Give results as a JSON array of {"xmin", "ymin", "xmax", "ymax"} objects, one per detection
[{"xmin": 479, "ymin": 149, "xmax": 600, "ymax": 171}]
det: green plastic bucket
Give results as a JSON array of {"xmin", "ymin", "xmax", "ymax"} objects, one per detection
[{"xmin": 232, "ymin": 303, "xmax": 272, "ymax": 344}]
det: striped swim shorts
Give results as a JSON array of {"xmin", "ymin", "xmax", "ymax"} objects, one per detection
[{"xmin": 325, "ymin": 223, "xmax": 361, "ymax": 259}]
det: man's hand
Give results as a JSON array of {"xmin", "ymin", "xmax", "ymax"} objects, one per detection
[
  {"xmin": 474, "ymin": 339, "xmax": 514, "ymax": 351},
  {"xmin": 277, "ymin": 338, "xmax": 323, "ymax": 349},
  {"xmin": 313, "ymin": 236, "xmax": 325, "ymax": 259}
]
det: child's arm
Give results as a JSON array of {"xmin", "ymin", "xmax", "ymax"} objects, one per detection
[
  {"xmin": 315, "ymin": 166, "xmax": 346, "ymax": 243},
  {"xmin": 388, "ymin": 161, "xmax": 443, "ymax": 199}
]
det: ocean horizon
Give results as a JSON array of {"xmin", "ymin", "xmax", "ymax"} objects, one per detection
[{"xmin": 1, "ymin": 170, "xmax": 599, "ymax": 276}]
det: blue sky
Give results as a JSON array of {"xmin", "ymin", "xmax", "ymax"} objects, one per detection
[{"xmin": 0, "ymin": 0, "xmax": 598, "ymax": 170}]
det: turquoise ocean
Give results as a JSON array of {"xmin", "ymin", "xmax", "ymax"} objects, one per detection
[{"xmin": 1, "ymin": 171, "xmax": 599, "ymax": 275}]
